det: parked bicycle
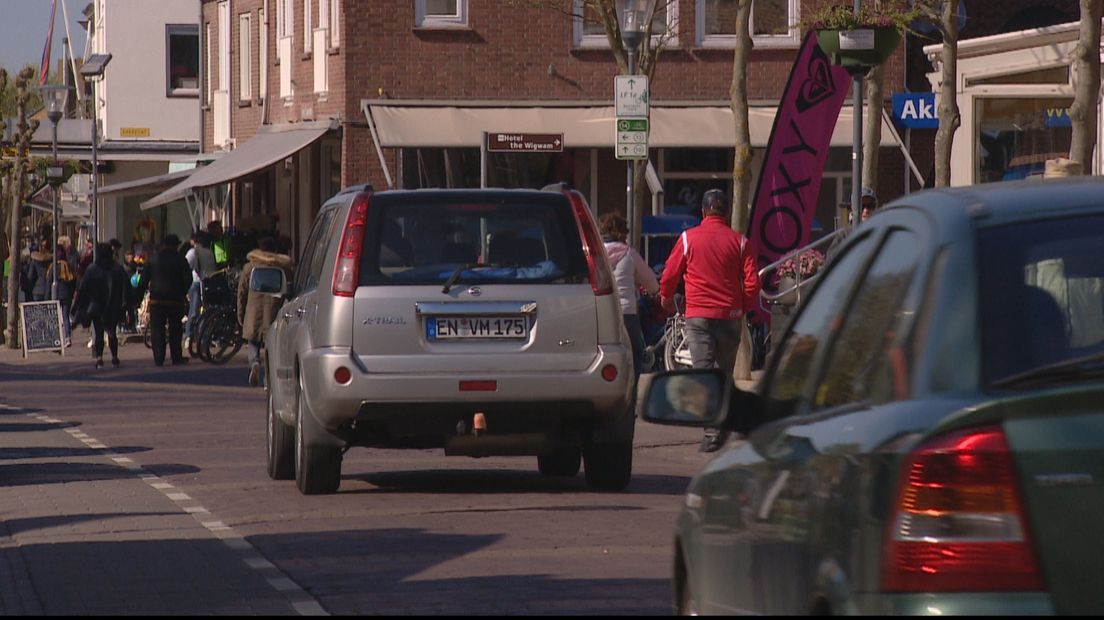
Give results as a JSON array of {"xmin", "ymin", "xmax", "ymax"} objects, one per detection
[{"xmin": 187, "ymin": 267, "xmax": 243, "ymax": 364}]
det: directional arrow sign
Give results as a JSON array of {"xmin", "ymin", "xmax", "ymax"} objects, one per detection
[
  {"xmin": 615, "ymin": 75, "xmax": 649, "ymax": 117},
  {"xmin": 486, "ymin": 133, "xmax": 564, "ymax": 153},
  {"xmin": 615, "ymin": 117, "xmax": 649, "ymax": 161}
]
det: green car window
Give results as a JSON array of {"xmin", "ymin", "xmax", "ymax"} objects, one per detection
[
  {"xmin": 763, "ymin": 233, "xmax": 876, "ymax": 422},
  {"xmin": 814, "ymin": 230, "xmax": 921, "ymax": 409}
]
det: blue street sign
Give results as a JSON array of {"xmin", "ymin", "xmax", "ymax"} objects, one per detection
[{"xmin": 892, "ymin": 92, "xmax": 938, "ymax": 129}]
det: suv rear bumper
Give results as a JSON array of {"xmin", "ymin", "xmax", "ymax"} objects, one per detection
[{"xmin": 299, "ymin": 345, "xmax": 633, "ymax": 431}]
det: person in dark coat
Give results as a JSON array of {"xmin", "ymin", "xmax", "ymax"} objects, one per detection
[
  {"xmin": 74, "ymin": 243, "xmax": 130, "ymax": 368},
  {"xmin": 137, "ymin": 234, "xmax": 193, "ymax": 366}
]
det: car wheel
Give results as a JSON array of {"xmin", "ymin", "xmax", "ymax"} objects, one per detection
[
  {"xmin": 266, "ymin": 380, "xmax": 295, "ymax": 480},
  {"xmin": 537, "ymin": 446, "xmax": 582, "ymax": 477},
  {"xmin": 583, "ymin": 441, "xmax": 633, "ymax": 491},
  {"xmin": 294, "ymin": 375, "xmax": 342, "ymax": 495}
]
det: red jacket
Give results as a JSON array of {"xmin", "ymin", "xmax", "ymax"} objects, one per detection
[{"xmin": 659, "ymin": 215, "xmax": 760, "ymax": 320}]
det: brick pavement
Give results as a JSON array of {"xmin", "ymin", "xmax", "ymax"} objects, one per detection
[{"xmin": 0, "ymin": 327, "xmax": 317, "ymax": 615}]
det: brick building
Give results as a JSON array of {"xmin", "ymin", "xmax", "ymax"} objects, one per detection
[{"xmin": 139, "ymin": 0, "xmax": 1079, "ymax": 256}]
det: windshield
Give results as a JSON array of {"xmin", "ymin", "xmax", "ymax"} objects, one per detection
[
  {"xmin": 358, "ymin": 193, "xmax": 590, "ymax": 286},
  {"xmin": 979, "ymin": 213, "xmax": 1104, "ymax": 387}
]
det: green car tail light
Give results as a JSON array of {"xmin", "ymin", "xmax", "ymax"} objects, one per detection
[{"xmin": 882, "ymin": 425, "xmax": 1045, "ymax": 592}]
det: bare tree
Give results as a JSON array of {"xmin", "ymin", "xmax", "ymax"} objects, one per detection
[
  {"xmin": 862, "ymin": 64, "xmax": 886, "ymax": 193},
  {"xmin": 4, "ymin": 68, "xmax": 40, "ymax": 349},
  {"xmin": 933, "ymin": 0, "xmax": 960, "ymax": 187},
  {"xmin": 1068, "ymin": 0, "xmax": 1103, "ymax": 171}
]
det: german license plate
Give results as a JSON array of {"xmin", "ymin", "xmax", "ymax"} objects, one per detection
[{"xmin": 428, "ymin": 316, "xmax": 528, "ymax": 340}]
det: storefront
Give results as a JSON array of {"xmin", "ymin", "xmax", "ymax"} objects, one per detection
[
  {"xmin": 362, "ymin": 100, "xmax": 898, "ymax": 238},
  {"xmin": 925, "ymin": 21, "xmax": 1095, "ymax": 186}
]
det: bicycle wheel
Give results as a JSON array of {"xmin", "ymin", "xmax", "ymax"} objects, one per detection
[
  {"xmin": 663, "ymin": 315, "xmax": 694, "ymax": 370},
  {"xmin": 202, "ymin": 308, "xmax": 243, "ymax": 365}
]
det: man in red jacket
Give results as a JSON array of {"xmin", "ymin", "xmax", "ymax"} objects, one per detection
[{"xmin": 660, "ymin": 189, "xmax": 761, "ymax": 451}]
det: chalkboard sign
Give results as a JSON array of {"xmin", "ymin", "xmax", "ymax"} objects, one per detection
[{"xmin": 19, "ymin": 301, "xmax": 66, "ymax": 358}]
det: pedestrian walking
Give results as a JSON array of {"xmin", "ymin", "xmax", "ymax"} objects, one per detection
[
  {"xmin": 827, "ymin": 186, "xmax": 878, "ymax": 261},
  {"xmin": 237, "ymin": 237, "xmax": 292, "ymax": 387},
  {"xmin": 136, "ymin": 234, "xmax": 193, "ymax": 366},
  {"xmin": 659, "ymin": 189, "xmax": 760, "ymax": 452},
  {"xmin": 72, "ymin": 243, "xmax": 130, "ymax": 368},
  {"xmin": 599, "ymin": 213, "xmax": 659, "ymax": 379}
]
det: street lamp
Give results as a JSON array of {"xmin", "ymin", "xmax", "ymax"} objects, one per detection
[
  {"xmin": 81, "ymin": 53, "xmax": 112, "ymax": 262},
  {"xmin": 41, "ymin": 83, "xmax": 70, "ymax": 302},
  {"xmin": 618, "ymin": 0, "xmax": 649, "ymax": 250}
]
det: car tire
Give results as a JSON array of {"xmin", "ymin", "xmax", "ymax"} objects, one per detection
[
  {"xmin": 294, "ymin": 376, "xmax": 342, "ymax": 495},
  {"xmin": 537, "ymin": 446, "xmax": 582, "ymax": 477},
  {"xmin": 266, "ymin": 377, "xmax": 295, "ymax": 480},
  {"xmin": 583, "ymin": 441, "xmax": 633, "ymax": 491}
]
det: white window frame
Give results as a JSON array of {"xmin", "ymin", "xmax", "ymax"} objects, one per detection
[
  {"xmin": 695, "ymin": 0, "xmax": 800, "ymax": 49},
  {"xmin": 319, "ymin": 0, "xmax": 339, "ymax": 48},
  {"xmin": 303, "ymin": 0, "xmax": 313, "ymax": 54},
  {"xmin": 329, "ymin": 0, "xmax": 340, "ymax": 47},
  {"xmin": 415, "ymin": 0, "xmax": 468, "ymax": 28},
  {"xmin": 205, "ymin": 22, "xmax": 213, "ymax": 105},
  {"xmin": 259, "ymin": 7, "xmax": 267, "ymax": 98},
  {"xmin": 239, "ymin": 13, "xmax": 252, "ymax": 101},
  {"xmin": 572, "ymin": 0, "xmax": 679, "ymax": 50}
]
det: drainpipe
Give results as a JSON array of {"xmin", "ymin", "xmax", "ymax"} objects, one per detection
[{"xmin": 198, "ymin": 0, "xmax": 206, "ymax": 156}]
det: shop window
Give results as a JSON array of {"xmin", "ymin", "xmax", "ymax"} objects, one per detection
[
  {"xmin": 574, "ymin": 0, "xmax": 678, "ymax": 49},
  {"xmin": 166, "ymin": 24, "xmax": 200, "ymax": 97},
  {"xmin": 697, "ymin": 0, "xmax": 799, "ymax": 48},
  {"xmin": 416, "ymin": 0, "xmax": 468, "ymax": 28},
  {"xmin": 976, "ymin": 97, "xmax": 1073, "ymax": 184}
]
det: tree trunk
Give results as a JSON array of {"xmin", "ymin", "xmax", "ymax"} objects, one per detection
[
  {"xmin": 1068, "ymin": 0, "xmax": 1103, "ymax": 171},
  {"xmin": 862, "ymin": 64, "xmax": 885, "ymax": 193},
  {"xmin": 934, "ymin": 0, "xmax": 961, "ymax": 187},
  {"xmin": 730, "ymin": 0, "xmax": 754, "ymax": 383},
  {"xmin": 5, "ymin": 68, "xmax": 35, "ymax": 349}
]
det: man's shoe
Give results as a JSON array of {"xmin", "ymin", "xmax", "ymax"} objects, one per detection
[
  {"xmin": 699, "ymin": 429, "xmax": 726, "ymax": 453},
  {"xmin": 248, "ymin": 363, "xmax": 261, "ymax": 388},
  {"xmin": 171, "ymin": 357, "xmax": 189, "ymax": 366},
  {"xmin": 95, "ymin": 358, "xmax": 103, "ymax": 369},
  {"xmin": 111, "ymin": 358, "xmax": 120, "ymax": 368}
]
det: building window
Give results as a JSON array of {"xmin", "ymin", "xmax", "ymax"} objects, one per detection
[
  {"xmin": 416, "ymin": 0, "xmax": 468, "ymax": 28},
  {"xmin": 205, "ymin": 22, "xmax": 212, "ymax": 105},
  {"xmin": 976, "ymin": 97, "xmax": 1073, "ymax": 184},
  {"xmin": 258, "ymin": 8, "xmax": 267, "ymax": 98},
  {"xmin": 320, "ymin": 0, "xmax": 340, "ymax": 48},
  {"xmin": 696, "ymin": 0, "xmax": 799, "ymax": 48},
  {"xmin": 304, "ymin": 0, "xmax": 313, "ymax": 54},
  {"xmin": 166, "ymin": 24, "xmax": 200, "ymax": 97},
  {"xmin": 330, "ymin": 0, "xmax": 340, "ymax": 47},
  {"xmin": 573, "ymin": 0, "xmax": 678, "ymax": 49},
  {"xmin": 239, "ymin": 13, "xmax": 252, "ymax": 101}
]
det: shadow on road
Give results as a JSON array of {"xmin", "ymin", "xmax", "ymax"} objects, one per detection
[
  {"xmin": 345, "ymin": 468, "xmax": 693, "ymax": 497},
  {"xmin": 0, "ymin": 361, "xmax": 248, "ymax": 388},
  {"xmin": 0, "ymin": 445, "xmax": 152, "ymax": 460},
  {"xmin": 0, "ymin": 461, "xmax": 199, "ymax": 486}
]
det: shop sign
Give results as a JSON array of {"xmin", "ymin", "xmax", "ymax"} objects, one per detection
[
  {"xmin": 892, "ymin": 93, "xmax": 938, "ymax": 129},
  {"xmin": 120, "ymin": 127, "xmax": 151, "ymax": 137}
]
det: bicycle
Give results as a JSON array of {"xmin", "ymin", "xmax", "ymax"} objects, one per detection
[{"xmin": 189, "ymin": 268, "xmax": 243, "ymax": 364}]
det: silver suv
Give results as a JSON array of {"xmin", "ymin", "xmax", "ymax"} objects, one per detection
[{"xmin": 261, "ymin": 186, "xmax": 635, "ymax": 494}]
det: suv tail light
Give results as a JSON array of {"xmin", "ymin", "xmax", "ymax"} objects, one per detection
[
  {"xmin": 882, "ymin": 425, "xmax": 1043, "ymax": 592},
  {"xmin": 564, "ymin": 190, "xmax": 613, "ymax": 296},
  {"xmin": 333, "ymin": 192, "xmax": 371, "ymax": 297}
]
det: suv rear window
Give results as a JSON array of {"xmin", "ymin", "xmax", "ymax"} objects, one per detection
[
  {"xmin": 359, "ymin": 193, "xmax": 590, "ymax": 286},
  {"xmin": 978, "ymin": 213, "xmax": 1104, "ymax": 385}
]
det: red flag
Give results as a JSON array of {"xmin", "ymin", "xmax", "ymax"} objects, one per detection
[{"xmin": 40, "ymin": 0, "xmax": 59, "ymax": 86}]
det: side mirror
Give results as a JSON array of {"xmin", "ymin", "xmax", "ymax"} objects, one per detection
[
  {"xmin": 639, "ymin": 369, "xmax": 730, "ymax": 427},
  {"xmin": 249, "ymin": 266, "xmax": 287, "ymax": 297}
]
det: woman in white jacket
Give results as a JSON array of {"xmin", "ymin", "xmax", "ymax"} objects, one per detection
[{"xmin": 599, "ymin": 213, "xmax": 659, "ymax": 378}]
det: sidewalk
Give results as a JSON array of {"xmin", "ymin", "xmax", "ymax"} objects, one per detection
[{"xmin": 0, "ymin": 327, "xmax": 310, "ymax": 615}]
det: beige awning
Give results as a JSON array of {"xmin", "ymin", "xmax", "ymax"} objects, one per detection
[
  {"xmin": 98, "ymin": 167, "xmax": 198, "ymax": 198},
  {"xmin": 364, "ymin": 104, "xmax": 898, "ymax": 149},
  {"xmin": 141, "ymin": 120, "xmax": 337, "ymax": 209}
]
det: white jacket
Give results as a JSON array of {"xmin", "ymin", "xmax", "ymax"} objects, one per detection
[{"xmin": 603, "ymin": 240, "xmax": 660, "ymax": 315}]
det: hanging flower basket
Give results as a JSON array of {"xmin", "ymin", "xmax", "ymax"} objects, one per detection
[{"xmin": 815, "ymin": 26, "xmax": 901, "ymax": 70}]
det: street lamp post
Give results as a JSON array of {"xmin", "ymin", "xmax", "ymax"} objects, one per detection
[
  {"xmin": 41, "ymin": 84, "xmax": 70, "ymax": 302},
  {"xmin": 81, "ymin": 54, "xmax": 113, "ymax": 262},
  {"xmin": 619, "ymin": 0, "xmax": 649, "ymax": 250}
]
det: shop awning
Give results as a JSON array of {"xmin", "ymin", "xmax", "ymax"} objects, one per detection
[
  {"xmin": 363, "ymin": 103, "xmax": 899, "ymax": 149},
  {"xmin": 98, "ymin": 167, "xmax": 198, "ymax": 198},
  {"xmin": 141, "ymin": 120, "xmax": 337, "ymax": 209}
]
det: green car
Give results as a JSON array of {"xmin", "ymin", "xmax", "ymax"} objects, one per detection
[{"xmin": 642, "ymin": 177, "xmax": 1104, "ymax": 615}]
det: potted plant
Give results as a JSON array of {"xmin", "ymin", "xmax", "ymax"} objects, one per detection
[
  {"xmin": 775, "ymin": 249, "xmax": 826, "ymax": 306},
  {"xmin": 807, "ymin": 1, "xmax": 920, "ymax": 70}
]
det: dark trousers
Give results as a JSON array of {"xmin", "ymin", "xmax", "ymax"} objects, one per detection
[
  {"xmin": 149, "ymin": 303, "xmax": 186, "ymax": 365},
  {"xmin": 92, "ymin": 316, "xmax": 119, "ymax": 360}
]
